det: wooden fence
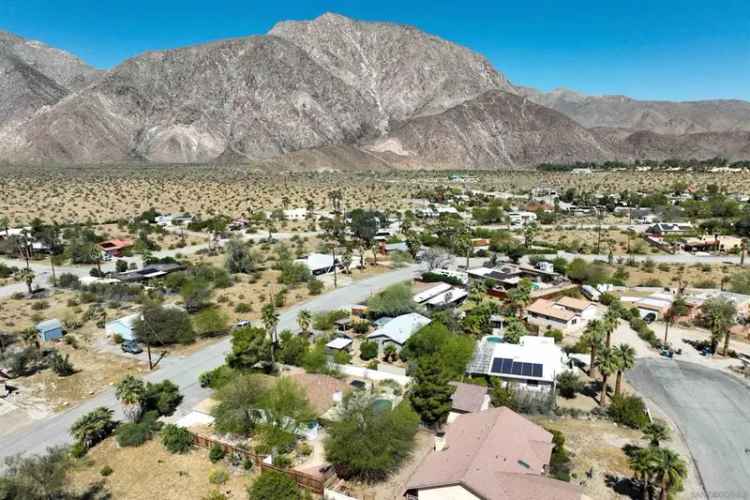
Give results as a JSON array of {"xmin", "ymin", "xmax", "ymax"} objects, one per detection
[{"xmin": 190, "ymin": 432, "xmax": 331, "ymax": 494}]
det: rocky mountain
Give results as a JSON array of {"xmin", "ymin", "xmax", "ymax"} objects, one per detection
[
  {"xmin": 519, "ymin": 87, "xmax": 750, "ymax": 135},
  {"xmin": 0, "ymin": 14, "xmax": 748, "ymax": 168},
  {"xmin": 0, "ymin": 31, "xmax": 100, "ymax": 125}
]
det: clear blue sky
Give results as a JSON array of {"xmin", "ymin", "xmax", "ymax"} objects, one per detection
[{"xmin": 2, "ymin": 0, "xmax": 748, "ymax": 101}]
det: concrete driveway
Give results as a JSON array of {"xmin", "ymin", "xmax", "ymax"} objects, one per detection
[{"xmin": 629, "ymin": 359, "xmax": 750, "ymax": 500}]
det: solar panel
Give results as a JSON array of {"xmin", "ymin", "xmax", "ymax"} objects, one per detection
[
  {"xmin": 532, "ymin": 364, "xmax": 543, "ymax": 378},
  {"xmin": 521, "ymin": 363, "xmax": 533, "ymax": 377},
  {"xmin": 501, "ymin": 358, "xmax": 514, "ymax": 374},
  {"xmin": 511, "ymin": 362, "xmax": 524, "ymax": 375}
]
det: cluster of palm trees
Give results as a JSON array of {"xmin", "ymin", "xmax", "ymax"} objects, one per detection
[
  {"xmin": 581, "ymin": 306, "xmax": 636, "ymax": 407},
  {"xmin": 629, "ymin": 420, "xmax": 687, "ymax": 500}
]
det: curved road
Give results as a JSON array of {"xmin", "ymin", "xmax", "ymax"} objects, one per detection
[
  {"xmin": 0, "ymin": 264, "xmax": 420, "ymax": 464},
  {"xmin": 629, "ymin": 359, "xmax": 750, "ymax": 500}
]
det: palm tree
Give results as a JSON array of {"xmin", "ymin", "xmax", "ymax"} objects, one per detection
[
  {"xmin": 653, "ymin": 448, "xmax": 687, "ymax": 500},
  {"xmin": 701, "ymin": 297, "xmax": 737, "ymax": 354},
  {"xmin": 663, "ymin": 296, "xmax": 688, "ymax": 345},
  {"xmin": 597, "ymin": 348, "xmax": 617, "ymax": 407},
  {"xmin": 262, "ymin": 302, "xmax": 280, "ymax": 367},
  {"xmin": 114, "ymin": 375, "xmax": 146, "ymax": 422},
  {"xmin": 468, "ymin": 280, "xmax": 486, "ymax": 305},
  {"xmin": 612, "ymin": 343, "xmax": 636, "ymax": 397},
  {"xmin": 297, "ymin": 310, "xmax": 312, "ymax": 336},
  {"xmin": 70, "ymin": 407, "xmax": 115, "ymax": 449},
  {"xmin": 582, "ymin": 320, "xmax": 605, "ymax": 378},
  {"xmin": 630, "ymin": 447, "xmax": 658, "ymax": 500},
  {"xmin": 508, "ymin": 279, "xmax": 532, "ymax": 319},
  {"xmin": 642, "ymin": 419, "xmax": 670, "ymax": 448},
  {"xmin": 602, "ymin": 307, "xmax": 620, "ymax": 348}
]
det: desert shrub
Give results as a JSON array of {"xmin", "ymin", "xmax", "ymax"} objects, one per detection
[
  {"xmin": 209, "ymin": 444, "xmax": 226, "ymax": 463},
  {"xmin": 49, "ymin": 350, "xmax": 75, "ymax": 376},
  {"xmin": 352, "ymin": 320, "xmax": 370, "ymax": 334},
  {"xmin": 235, "ymin": 303, "xmax": 252, "ymax": 313},
  {"xmin": 556, "ymin": 371, "xmax": 584, "ymax": 399},
  {"xmin": 100, "ymin": 465, "xmax": 113, "ymax": 477},
  {"xmin": 693, "ymin": 279, "xmax": 716, "ymax": 289},
  {"xmin": 312, "ymin": 310, "xmax": 349, "ymax": 331},
  {"xmin": 116, "ymin": 421, "xmax": 152, "ymax": 447},
  {"xmin": 248, "ymin": 470, "xmax": 299, "ymax": 500},
  {"xmin": 307, "ymin": 278, "xmax": 324, "ymax": 295},
  {"xmin": 160, "ymin": 424, "xmax": 193, "ymax": 454},
  {"xmin": 192, "ymin": 307, "xmax": 229, "ymax": 337},
  {"xmin": 367, "ymin": 283, "xmax": 416, "ymax": 319},
  {"xmin": 143, "ymin": 380, "xmax": 183, "ymax": 416},
  {"xmin": 359, "ymin": 340, "xmax": 378, "ymax": 361},
  {"xmin": 208, "ymin": 468, "xmax": 229, "ymax": 485},
  {"xmin": 199, "ymin": 365, "xmax": 236, "ymax": 389},
  {"xmin": 30, "ymin": 301, "xmax": 49, "ymax": 311},
  {"xmin": 333, "ymin": 350, "xmax": 351, "ymax": 365},
  {"xmin": 420, "ymin": 272, "xmax": 463, "ymax": 286},
  {"xmin": 608, "ymin": 394, "xmax": 649, "ymax": 429},
  {"xmin": 57, "ymin": 273, "xmax": 80, "ymax": 289},
  {"xmin": 547, "ymin": 429, "xmax": 572, "ymax": 482}
]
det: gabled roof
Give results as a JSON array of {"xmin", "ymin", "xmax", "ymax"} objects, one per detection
[
  {"xmin": 367, "ymin": 313, "xmax": 430, "ymax": 345},
  {"xmin": 406, "ymin": 408, "xmax": 582, "ymax": 500},
  {"xmin": 556, "ymin": 296, "xmax": 593, "ymax": 312},
  {"xmin": 35, "ymin": 319, "xmax": 62, "ymax": 332}
]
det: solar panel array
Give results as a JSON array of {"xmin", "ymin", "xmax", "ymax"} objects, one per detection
[{"xmin": 490, "ymin": 357, "xmax": 543, "ymax": 378}]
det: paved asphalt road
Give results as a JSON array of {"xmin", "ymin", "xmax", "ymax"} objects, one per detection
[
  {"xmin": 629, "ymin": 359, "xmax": 750, "ymax": 500},
  {"xmin": 0, "ymin": 263, "xmax": 420, "ymax": 464}
]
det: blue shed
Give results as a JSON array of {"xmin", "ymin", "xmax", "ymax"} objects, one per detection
[{"xmin": 35, "ymin": 319, "xmax": 63, "ymax": 342}]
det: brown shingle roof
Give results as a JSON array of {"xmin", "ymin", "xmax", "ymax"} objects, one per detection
[
  {"xmin": 526, "ymin": 299, "xmax": 576, "ymax": 322},
  {"xmin": 449, "ymin": 382, "xmax": 488, "ymax": 413},
  {"xmin": 406, "ymin": 407, "xmax": 582, "ymax": 500},
  {"xmin": 287, "ymin": 373, "xmax": 349, "ymax": 415},
  {"xmin": 556, "ymin": 296, "xmax": 593, "ymax": 312}
]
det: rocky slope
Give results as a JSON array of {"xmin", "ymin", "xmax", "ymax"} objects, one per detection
[
  {"xmin": 519, "ymin": 87, "xmax": 750, "ymax": 135},
  {"xmin": 0, "ymin": 31, "xmax": 100, "ymax": 125},
  {"xmin": 0, "ymin": 15, "xmax": 748, "ymax": 168}
]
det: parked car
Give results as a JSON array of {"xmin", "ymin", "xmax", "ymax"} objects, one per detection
[
  {"xmin": 643, "ymin": 312, "xmax": 656, "ymax": 324},
  {"xmin": 121, "ymin": 340, "xmax": 143, "ymax": 354}
]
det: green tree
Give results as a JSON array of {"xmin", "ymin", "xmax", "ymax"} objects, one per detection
[
  {"xmin": 349, "ymin": 209, "xmax": 381, "ymax": 267},
  {"xmin": 367, "ymin": 283, "xmax": 416, "ymax": 318},
  {"xmin": 248, "ymin": 470, "xmax": 300, "ymax": 500},
  {"xmin": 224, "ymin": 238, "xmax": 256, "ymax": 274},
  {"xmin": 653, "ymin": 448, "xmax": 687, "ymax": 500},
  {"xmin": 180, "ymin": 278, "xmax": 213, "ymax": 312},
  {"xmin": 663, "ymin": 296, "xmax": 688, "ymax": 345},
  {"xmin": 612, "ymin": 343, "xmax": 636, "ymax": 397},
  {"xmin": 114, "ymin": 375, "xmax": 146, "ymax": 422},
  {"xmin": 192, "ymin": 307, "xmax": 230, "ymax": 337},
  {"xmin": 134, "ymin": 301, "xmax": 195, "ymax": 369},
  {"xmin": 70, "ymin": 407, "xmax": 115, "ymax": 449},
  {"xmin": 13, "ymin": 268, "xmax": 35, "ymax": 295},
  {"xmin": 642, "ymin": 419, "xmax": 670, "ymax": 448},
  {"xmin": 1, "ymin": 446, "xmax": 72, "ymax": 500},
  {"xmin": 556, "ymin": 371, "xmax": 584, "ymax": 399},
  {"xmin": 296, "ymin": 310, "xmax": 312, "ymax": 336},
  {"xmin": 278, "ymin": 331, "xmax": 309, "ymax": 366},
  {"xmin": 408, "ymin": 355, "xmax": 454, "ymax": 428},
  {"xmin": 261, "ymin": 303, "xmax": 280, "ymax": 369},
  {"xmin": 523, "ymin": 222, "xmax": 539, "ymax": 248},
  {"xmin": 701, "ymin": 296, "xmax": 737, "ymax": 355},
  {"xmin": 227, "ymin": 326, "xmax": 271, "ymax": 370},
  {"xmin": 581, "ymin": 320, "xmax": 605, "ymax": 378},
  {"xmin": 324, "ymin": 394, "xmax": 419, "ymax": 481},
  {"xmin": 211, "ymin": 374, "xmax": 270, "ymax": 436},
  {"xmin": 630, "ymin": 447, "xmax": 658, "ymax": 500},
  {"xmin": 508, "ymin": 279, "xmax": 533, "ymax": 318},
  {"xmin": 597, "ymin": 348, "xmax": 617, "ymax": 407},
  {"xmin": 258, "ymin": 377, "xmax": 316, "ymax": 436},
  {"xmin": 502, "ymin": 317, "xmax": 528, "ymax": 344}
]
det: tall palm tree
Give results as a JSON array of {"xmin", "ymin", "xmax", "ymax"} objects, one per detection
[
  {"xmin": 582, "ymin": 320, "xmax": 605, "ymax": 378},
  {"xmin": 597, "ymin": 348, "xmax": 617, "ymax": 407},
  {"xmin": 297, "ymin": 310, "xmax": 312, "ymax": 336},
  {"xmin": 642, "ymin": 419, "xmax": 670, "ymax": 448},
  {"xmin": 612, "ymin": 343, "xmax": 636, "ymax": 397},
  {"xmin": 701, "ymin": 297, "xmax": 737, "ymax": 355},
  {"xmin": 630, "ymin": 447, "xmax": 658, "ymax": 500},
  {"xmin": 262, "ymin": 302, "xmax": 280, "ymax": 367},
  {"xmin": 114, "ymin": 375, "xmax": 146, "ymax": 422},
  {"xmin": 653, "ymin": 448, "xmax": 687, "ymax": 500},
  {"xmin": 602, "ymin": 307, "xmax": 620, "ymax": 348},
  {"xmin": 663, "ymin": 296, "xmax": 688, "ymax": 345}
]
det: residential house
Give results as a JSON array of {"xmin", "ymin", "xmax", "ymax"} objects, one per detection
[
  {"xmin": 525, "ymin": 299, "xmax": 582, "ymax": 334},
  {"xmin": 325, "ymin": 337, "xmax": 353, "ymax": 354},
  {"xmin": 405, "ymin": 407, "xmax": 586, "ymax": 500},
  {"xmin": 296, "ymin": 253, "xmax": 339, "ymax": 275},
  {"xmin": 447, "ymin": 382, "xmax": 490, "ymax": 423},
  {"xmin": 114, "ymin": 262, "xmax": 185, "ymax": 283},
  {"xmin": 105, "ymin": 313, "xmax": 139, "ymax": 341},
  {"xmin": 507, "ymin": 211, "xmax": 537, "ymax": 226},
  {"xmin": 555, "ymin": 297, "xmax": 598, "ymax": 321},
  {"xmin": 98, "ymin": 239, "xmax": 133, "ymax": 258},
  {"xmin": 367, "ymin": 313, "xmax": 431, "ymax": 353},
  {"xmin": 283, "ymin": 208, "xmax": 309, "ymax": 221},
  {"xmin": 35, "ymin": 319, "xmax": 63, "ymax": 342},
  {"xmin": 646, "ymin": 222, "xmax": 693, "ymax": 237},
  {"xmin": 413, "ymin": 283, "xmax": 453, "ymax": 304},
  {"xmin": 466, "ymin": 336, "xmax": 569, "ymax": 392},
  {"xmin": 424, "ymin": 287, "xmax": 468, "ymax": 309}
]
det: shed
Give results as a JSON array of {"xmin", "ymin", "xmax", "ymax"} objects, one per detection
[
  {"xmin": 105, "ymin": 313, "xmax": 139, "ymax": 341},
  {"xmin": 35, "ymin": 319, "xmax": 63, "ymax": 342},
  {"xmin": 326, "ymin": 337, "xmax": 353, "ymax": 353}
]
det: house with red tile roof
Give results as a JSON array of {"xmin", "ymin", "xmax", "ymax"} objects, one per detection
[
  {"xmin": 405, "ymin": 407, "xmax": 587, "ymax": 500},
  {"xmin": 98, "ymin": 239, "xmax": 133, "ymax": 258}
]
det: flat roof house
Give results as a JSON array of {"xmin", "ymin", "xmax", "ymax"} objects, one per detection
[
  {"xmin": 467, "ymin": 336, "xmax": 569, "ymax": 392},
  {"xmin": 367, "ymin": 313, "xmax": 431, "ymax": 352},
  {"xmin": 35, "ymin": 319, "xmax": 63, "ymax": 342},
  {"xmin": 405, "ymin": 407, "xmax": 586, "ymax": 500}
]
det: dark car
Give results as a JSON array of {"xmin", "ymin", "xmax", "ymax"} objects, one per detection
[
  {"xmin": 121, "ymin": 340, "xmax": 143, "ymax": 354},
  {"xmin": 643, "ymin": 312, "xmax": 657, "ymax": 324}
]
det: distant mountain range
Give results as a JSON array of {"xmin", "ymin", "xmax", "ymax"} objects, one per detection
[{"xmin": 1, "ymin": 13, "xmax": 748, "ymax": 169}]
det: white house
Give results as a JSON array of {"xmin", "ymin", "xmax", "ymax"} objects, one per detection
[
  {"xmin": 366, "ymin": 313, "xmax": 431, "ymax": 352},
  {"xmin": 466, "ymin": 336, "xmax": 570, "ymax": 392},
  {"xmin": 424, "ymin": 287, "xmax": 468, "ymax": 309},
  {"xmin": 525, "ymin": 297, "xmax": 597, "ymax": 334},
  {"xmin": 296, "ymin": 253, "xmax": 338, "ymax": 275},
  {"xmin": 413, "ymin": 283, "xmax": 453, "ymax": 304},
  {"xmin": 507, "ymin": 211, "xmax": 537, "ymax": 226},
  {"xmin": 105, "ymin": 313, "xmax": 140, "ymax": 341},
  {"xmin": 283, "ymin": 208, "xmax": 309, "ymax": 221}
]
